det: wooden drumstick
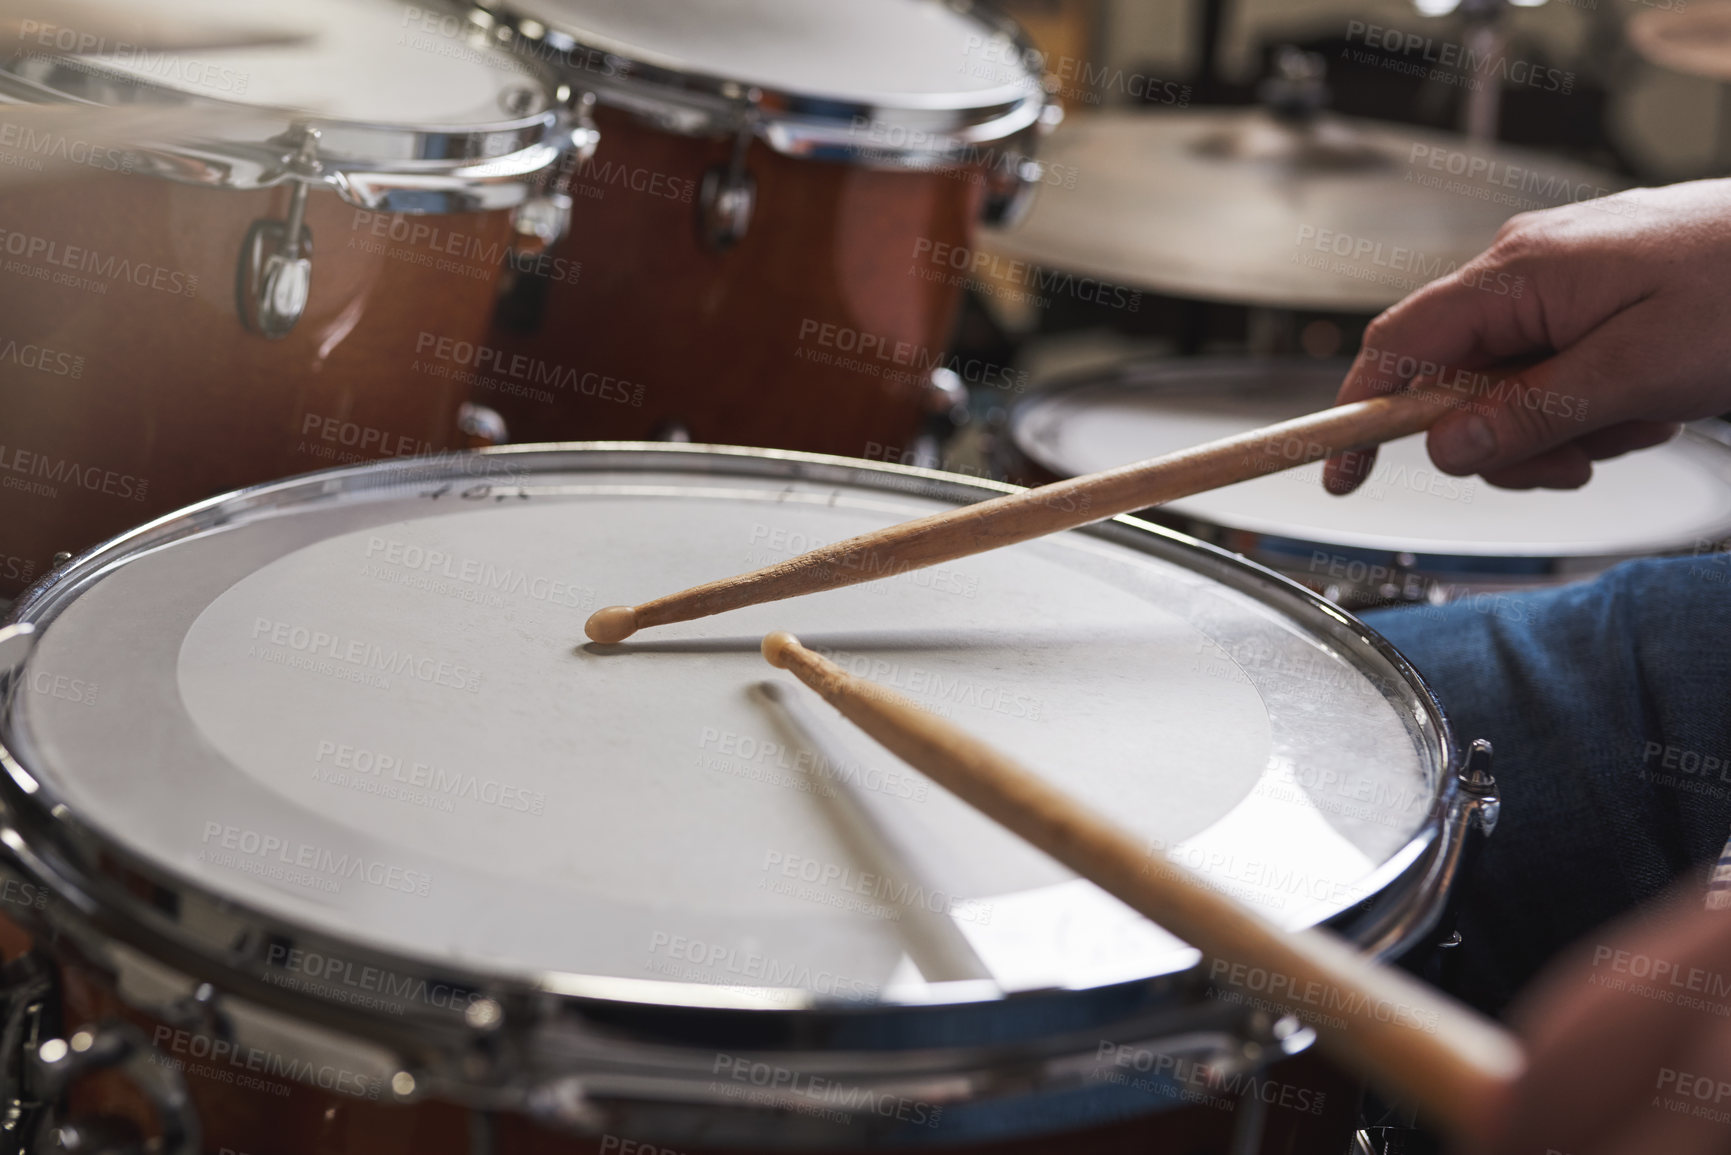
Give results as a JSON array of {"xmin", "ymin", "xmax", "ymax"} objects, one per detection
[
  {"xmin": 760, "ymin": 630, "xmax": 1524, "ymax": 1144},
  {"xmin": 586, "ymin": 387, "xmax": 1452, "ymax": 644}
]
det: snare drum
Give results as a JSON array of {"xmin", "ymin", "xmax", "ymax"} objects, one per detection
[
  {"xmin": 1003, "ymin": 358, "xmax": 1731, "ymax": 606},
  {"xmin": 0, "ymin": 0, "xmax": 586, "ymax": 596},
  {"xmin": 474, "ymin": 0, "xmax": 1052, "ymax": 456},
  {"xmin": 0, "ymin": 446, "xmax": 1491, "ymax": 1152}
]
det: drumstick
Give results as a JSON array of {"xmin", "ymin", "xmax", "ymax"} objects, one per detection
[
  {"xmin": 760, "ymin": 630, "xmax": 1524, "ymax": 1144},
  {"xmin": 0, "ymin": 2, "xmax": 312, "ymax": 54},
  {"xmin": 586, "ymin": 386, "xmax": 1452, "ymax": 643}
]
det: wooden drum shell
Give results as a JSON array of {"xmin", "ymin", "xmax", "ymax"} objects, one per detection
[
  {"xmin": 0, "ymin": 171, "xmax": 512, "ymax": 596},
  {"xmin": 484, "ymin": 105, "xmax": 984, "ymax": 458}
]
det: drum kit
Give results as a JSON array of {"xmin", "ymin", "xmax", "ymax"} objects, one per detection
[{"xmin": 0, "ymin": 0, "xmax": 1700, "ymax": 1152}]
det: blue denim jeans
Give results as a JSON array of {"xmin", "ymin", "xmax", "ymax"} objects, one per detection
[{"xmin": 1363, "ymin": 555, "xmax": 1731, "ymax": 1015}]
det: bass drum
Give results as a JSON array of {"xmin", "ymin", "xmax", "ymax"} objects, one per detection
[
  {"xmin": 0, "ymin": 446, "xmax": 1489, "ymax": 1152},
  {"xmin": 1002, "ymin": 357, "xmax": 1731, "ymax": 607}
]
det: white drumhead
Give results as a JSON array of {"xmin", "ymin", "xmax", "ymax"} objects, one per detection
[
  {"xmin": 1016, "ymin": 372, "xmax": 1731, "ymax": 558},
  {"xmin": 11, "ymin": 457, "xmax": 1439, "ymax": 1002},
  {"xmin": 507, "ymin": 0, "xmax": 1032, "ymax": 108},
  {"xmin": 69, "ymin": 0, "xmax": 546, "ymax": 125}
]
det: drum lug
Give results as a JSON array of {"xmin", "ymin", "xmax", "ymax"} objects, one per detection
[
  {"xmin": 980, "ymin": 156, "xmax": 1043, "ymax": 229},
  {"xmin": 0, "ymin": 952, "xmax": 58, "ymax": 1155},
  {"xmin": 510, "ymin": 94, "xmax": 599, "ymax": 251},
  {"xmin": 458, "ymin": 404, "xmax": 510, "ymax": 448},
  {"xmin": 699, "ymin": 112, "xmax": 759, "ymax": 251},
  {"xmin": 1457, "ymin": 737, "xmax": 1499, "ymax": 836},
  {"xmin": 30, "ymin": 1022, "xmax": 200, "ymax": 1155},
  {"xmin": 526, "ymin": 1075, "xmax": 605, "ymax": 1133},
  {"xmin": 237, "ymin": 127, "xmax": 322, "ymax": 340},
  {"xmin": 1349, "ymin": 740, "xmax": 1498, "ymax": 965}
]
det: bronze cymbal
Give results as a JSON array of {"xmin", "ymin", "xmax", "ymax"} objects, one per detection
[{"xmin": 983, "ymin": 108, "xmax": 1625, "ymax": 312}]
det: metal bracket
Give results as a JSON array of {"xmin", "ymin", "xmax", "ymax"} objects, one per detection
[
  {"xmin": 698, "ymin": 97, "xmax": 761, "ymax": 251},
  {"xmin": 0, "ymin": 953, "xmax": 56, "ymax": 1155},
  {"xmin": 237, "ymin": 127, "xmax": 321, "ymax": 340},
  {"xmin": 31, "ymin": 1022, "xmax": 200, "ymax": 1155},
  {"xmin": 510, "ymin": 93, "xmax": 600, "ymax": 250}
]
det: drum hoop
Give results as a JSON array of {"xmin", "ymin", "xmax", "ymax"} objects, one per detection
[
  {"xmin": 0, "ymin": 444, "xmax": 1454, "ymax": 1092},
  {"xmin": 1008, "ymin": 356, "xmax": 1731, "ymax": 570},
  {"xmin": 0, "ymin": 50, "xmax": 569, "ymax": 208},
  {"xmin": 477, "ymin": 0, "xmax": 1051, "ymax": 166}
]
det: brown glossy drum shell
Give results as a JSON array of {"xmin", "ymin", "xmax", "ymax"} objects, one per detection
[
  {"xmin": 0, "ymin": 169, "xmax": 512, "ymax": 597},
  {"xmin": 3, "ymin": 905, "xmax": 1355, "ymax": 1155},
  {"xmin": 483, "ymin": 105, "xmax": 983, "ymax": 459}
]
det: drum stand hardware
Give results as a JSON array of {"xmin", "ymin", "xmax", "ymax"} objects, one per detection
[
  {"xmin": 236, "ymin": 127, "xmax": 322, "ymax": 340},
  {"xmin": 699, "ymin": 95, "xmax": 763, "ymax": 251},
  {"xmin": 511, "ymin": 92, "xmax": 601, "ymax": 251},
  {"xmin": 30, "ymin": 1022, "xmax": 200, "ymax": 1155},
  {"xmin": 0, "ymin": 954, "xmax": 198, "ymax": 1155}
]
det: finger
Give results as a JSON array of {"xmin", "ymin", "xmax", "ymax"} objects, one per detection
[
  {"xmin": 1423, "ymin": 301, "xmax": 1663, "ymax": 477},
  {"xmin": 1483, "ymin": 895, "xmax": 1731, "ymax": 1155},
  {"xmin": 1576, "ymin": 420, "xmax": 1682, "ymax": 461},
  {"xmin": 1323, "ymin": 445, "xmax": 1378, "ymax": 496},
  {"xmin": 1325, "ymin": 246, "xmax": 1544, "ymax": 494},
  {"xmin": 1478, "ymin": 444, "xmax": 1593, "ymax": 490},
  {"xmin": 1466, "ymin": 422, "xmax": 1681, "ymax": 490}
]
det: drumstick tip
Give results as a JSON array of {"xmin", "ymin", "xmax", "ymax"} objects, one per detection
[
  {"xmin": 585, "ymin": 605, "xmax": 640, "ymax": 644},
  {"xmin": 761, "ymin": 631, "xmax": 800, "ymax": 668}
]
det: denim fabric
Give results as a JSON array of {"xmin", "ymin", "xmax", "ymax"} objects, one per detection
[{"xmin": 1363, "ymin": 554, "xmax": 1731, "ymax": 1015}]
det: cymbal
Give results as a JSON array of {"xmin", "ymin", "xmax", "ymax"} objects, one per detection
[
  {"xmin": 1627, "ymin": 1, "xmax": 1731, "ymax": 82},
  {"xmin": 982, "ymin": 109, "xmax": 1624, "ymax": 312},
  {"xmin": 0, "ymin": 0, "xmax": 311, "ymax": 55}
]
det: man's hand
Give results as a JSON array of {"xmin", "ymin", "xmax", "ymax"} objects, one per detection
[
  {"xmin": 1479, "ymin": 891, "xmax": 1731, "ymax": 1155},
  {"xmin": 1326, "ymin": 180, "xmax": 1731, "ymax": 494}
]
